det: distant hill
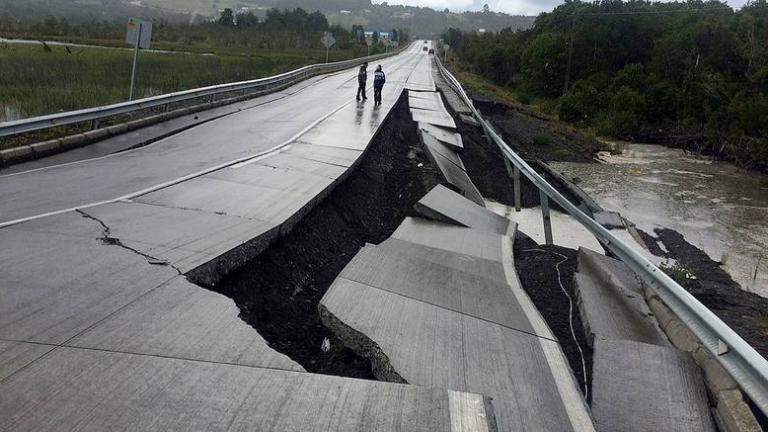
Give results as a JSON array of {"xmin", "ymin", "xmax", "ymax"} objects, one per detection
[
  {"xmin": 0, "ymin": 0, "xmax": 188, "ymax": 23},
  {"xmin": 0, "ymin": 0, "xmax": 534, "ymax": 36}
]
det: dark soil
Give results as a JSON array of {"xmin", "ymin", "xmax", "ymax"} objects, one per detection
[
  {"xmin": 641, "ymin": 228, "xmax": 768, "ymax": 360},
  {"xmin": 469, "ymin": 94, "xmax": 603, "ymax": 164},
  {"xmin": 513, "ymin": 232, "xmax": 593, "ymax": 401},
  {"xmin": 200, "ymin": 95, "xmax": 443, "ymax": 378}
]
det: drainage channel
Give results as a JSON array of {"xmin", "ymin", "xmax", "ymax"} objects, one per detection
[{"xmin": 193, "ymin": 95, "xmax": 443, "ymax": 378}]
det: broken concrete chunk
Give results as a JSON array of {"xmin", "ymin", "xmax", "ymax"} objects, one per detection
[
  {"xmin": 415, "ymin": 184, "xmax": 512, "ymax": 235},
  {"xmin": 574, "ymin": 272, "xmax": 668, "ymax": 347},
  {"xmin": 418, "ymin": 123, "xmax": 464, "ymax": 151}
]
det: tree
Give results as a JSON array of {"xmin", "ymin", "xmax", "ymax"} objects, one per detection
[
  {"xmin": 351, "ymin": 24, "xmax": 365, "ymax": 42},
  {"xmin": 236, "ymin": 11, "xmax": 258, "ymax": 28},
  {"xmin": 483, "ymin": 4, "xmax": 490, "ymax": 13},
  {"xmin": 218, "ymin": 8, "xmax": 235, "ymax": 27},
  {"xmin": 372, "ymin": 30, "xmax": 379, "ymax": 44}
]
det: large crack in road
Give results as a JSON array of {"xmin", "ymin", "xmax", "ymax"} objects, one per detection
[{"xmin": 191, "ymin": 95, "xmax": 444, "ymax": 378}]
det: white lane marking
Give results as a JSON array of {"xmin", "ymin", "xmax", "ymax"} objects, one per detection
[
  {"xmin": 500, "ymin": 236, "xmax": 596, "ymax": 432},
  {"xmin": 0, "ymin": 97, "xmax": 356, "ymax": 230},
  {"xmin": 448, "ymin": 390, "xmax": 491, "ymax": 432}
]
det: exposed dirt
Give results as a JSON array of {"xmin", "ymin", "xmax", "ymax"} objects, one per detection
[
  {"xmin": 641, "ymin": 228, "xmax": 768, "ymax": 360},
  {"xmin": 201, "ymin": 95, "xmax": 443, "ymax": 378},
  {"xmin": 513, "ymin": 232, "xmax": 593, "ymax": 400},
  {"xmin": 468, "ymin": 92, "xmax": 604, "ymax": 163}
]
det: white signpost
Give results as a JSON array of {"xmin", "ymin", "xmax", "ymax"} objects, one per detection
[
  {"xmin": 366, "ymin": 37, "xmax": 372, "ymax": 56},
  {"xmin": 126, "ymin": 18, "xmax": 152, "ymax": 101},
  {"xmin": 444, "ymin": 43, "xmax": 450, "ymax": 62},
  {"xmin": 321, "ymin": 32, "xmax": 336, "ymax": 64}
]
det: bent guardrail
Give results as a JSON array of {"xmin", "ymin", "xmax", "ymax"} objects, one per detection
[
  {"xmin": 435, "ymin": 56, "xmax": 768, "ymax": 416},
  {"xmin": 0, "ymin": 48, "xmax": 406, "ymax": 138}
]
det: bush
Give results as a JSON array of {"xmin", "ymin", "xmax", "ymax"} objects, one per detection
[
  {"xmin": 559, "ymin": 80, "xmax": 600, "ymax": 122},
  {"xmin": 532, "ymin": 135, "xmax": 551, "ymax": 146}
]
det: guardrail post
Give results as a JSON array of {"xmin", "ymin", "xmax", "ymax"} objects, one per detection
[
  {"xmin": 540, "ymin": 190, "xmax": 553, "ymax": 245},
  {"xmin": 90, "ymin": 119, "xmax": 100, "ymax": 130},
  {"xmin": 514, "ymin": 166, "xmax": 521, "ymax": 212}
]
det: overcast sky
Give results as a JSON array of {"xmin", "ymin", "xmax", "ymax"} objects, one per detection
[{"xmin": 374, "ymin": 0, "xmax": 746, "ymax": 16}]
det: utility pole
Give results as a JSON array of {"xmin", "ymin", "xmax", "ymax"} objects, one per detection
[{"xmin": 563, "ymin": 14, "xmax": 576, "ymax": 96}]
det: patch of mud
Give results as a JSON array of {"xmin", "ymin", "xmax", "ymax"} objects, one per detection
[
  {"xmin": 642, "ymin": 228, "xmax": 768, "ymax": 360},
  {"xmin": 470, "ymin": 96, "xmax": 603, "ymax": 163},
  {"xmin": 199, "ymin": 95, "xmax": 442, "ymax": 378},
  {"xmin": 513, "ymin": 232, "xmax": 593, "ymax": 400}
]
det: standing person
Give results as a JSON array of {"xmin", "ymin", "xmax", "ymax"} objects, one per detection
[
  {"xmin": 373, "ymin": 65, "xmax": 386, "ymax": 106},
  {"xmin": 356, "ymin": 62, "xmax": 368, "ymax": 101}
]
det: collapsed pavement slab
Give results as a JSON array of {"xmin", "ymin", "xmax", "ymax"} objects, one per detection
[
  {"xmin": 391, "ymin": 217, "xmax": 503, "ymax": 262},
  {"xmin": 338, "ymin": 243, "xmax": 533, "ymax": 331},
  {"xmin": 419, "ymin": 123, "xmax": 464, "ymax": 151},
  {"xmin": 574, "ymin": 247, "xmax": 668, "ymax": 346},
  {"xmin": 0, "ymin": 346, "xmax": 498, "ymax": 432},
  {"xmin": 375, "ymin": 238, "xmax": 507, "ymax": 283},
  {"xmin": 419, "ymin": 130, "xmax": 466, "ymax": 170},
  {"xmin": 410, "ymin": 107, "xmax": 457, "ymax": 129},
  {"xmin": 591, "ymin": 339, "xmax": 715, "ymax": 432},
  {"xmin": 574, "ymin": 272, "xmax": 668, "ymax": 346},
  {"xmin": 414, "ymin": 184, "xmax": 514, "ymax": 235},
  {"xmin": 321, "ymin": 217, "xmax": 595, "ymax": 432},
  {"xmin": 418, "ymin": 143, "xmax": 484, "ymax": 206}
]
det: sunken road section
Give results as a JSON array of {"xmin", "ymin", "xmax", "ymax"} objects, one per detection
[{"xmin": 199, "ymin": 94, "xmax": 444, "ymax": 377}]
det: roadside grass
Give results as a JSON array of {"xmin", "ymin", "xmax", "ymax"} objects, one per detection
[{"xmin": 0, "ymin": 43, "xmax": 363, "ymax": 121}]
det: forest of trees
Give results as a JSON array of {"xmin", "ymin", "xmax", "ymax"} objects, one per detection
[
  {"xmin": 444, "ymin": 0, "xmax": 768, "ymax": 170},
  {"xmin": 0, "ymin": 8, "xmax": 408, "ymax": 52}
]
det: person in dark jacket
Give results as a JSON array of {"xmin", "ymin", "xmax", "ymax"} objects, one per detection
[
  {"xmin": 356, "ymin": 62, "xmax": 368, "ymax": 101},
  {"xmin": 373, "ymin": 65, "xmax": 386, "ymax": 106}
]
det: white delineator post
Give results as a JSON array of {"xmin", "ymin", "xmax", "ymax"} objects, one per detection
[
  {"xmin": 126, "ymin": 18, "xmax": 152, "ymax": 101},
  {"xmin": 129, "ymin": 22, "xmax": 142, "ymax": 101}
]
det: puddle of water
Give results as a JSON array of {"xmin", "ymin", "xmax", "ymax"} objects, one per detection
[{"xmin": 552, "ymin": 143, "xmax": 768, "ymax": 296}]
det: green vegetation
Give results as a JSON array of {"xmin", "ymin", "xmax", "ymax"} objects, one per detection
[
  {"xmin": 660, "ymin": 260, "xmax": 697, "ymax": 284},
  {"xmin": 444, "ymin": 0, "xmax": 768, "ymax": 171},
  {"xmin": 0, "ymin": 44, "xmax": 363, "ymax": 121}
]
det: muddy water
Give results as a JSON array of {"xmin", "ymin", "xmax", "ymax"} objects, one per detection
[{"xmin": 551, "ymin": 143, "xmax": 768, "ymax": 297}]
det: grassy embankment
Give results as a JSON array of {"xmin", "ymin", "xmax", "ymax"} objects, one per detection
[{"xmin": 0, "ymin": 42, "xmax": 364, "ymax": 123}]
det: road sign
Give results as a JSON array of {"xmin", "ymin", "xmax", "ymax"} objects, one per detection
[
  {"xmin": 126, "ymin": 18, "xmax": 152, "ymax": 49},
  {"xmin": 321, "ymin": 32, "xmax": 336, "ymax": 49},
  {"xmin": 321, "ymin": 32, "xmax": 336, "ymax": 64},
  {"xmin": 126, "ymin": 18, "xmax": 152, "ymax": 101}
]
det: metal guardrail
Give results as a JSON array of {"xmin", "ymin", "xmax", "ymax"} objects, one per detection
[
  {"xmin": 435, "ymin": 56, "xmax": 768, "ymax": 416},
  {"xmin": 0, "ymin": 49, "xmax": 404, "ymax": 138}
]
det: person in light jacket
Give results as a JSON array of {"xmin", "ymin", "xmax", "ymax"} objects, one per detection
[
  {"xmin": 356, "ymin": 62, "xmax": 368, "ymax": 101},
  {"xmin": 373, "ymin": 65, "xmax": 386, "ymax": 106}
]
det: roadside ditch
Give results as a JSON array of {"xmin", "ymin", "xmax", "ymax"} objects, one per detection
[{"xmin": 195, "ymin": 95, "xmax": 443, "ymax": 378}]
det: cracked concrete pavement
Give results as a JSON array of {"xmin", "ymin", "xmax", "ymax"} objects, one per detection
[{"xmin": 0, "ymin": 44, "xmax": 502, "ymax": 431}]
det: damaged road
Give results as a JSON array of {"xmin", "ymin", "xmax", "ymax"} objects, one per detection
[{"xmin": 201, "ymin": 96, "xmax": 444, "ymax": 378}]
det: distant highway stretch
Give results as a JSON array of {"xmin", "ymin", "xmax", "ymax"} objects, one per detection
[{"xmin": 0, "ymin": 42, "xmax": 428, "ymax": 226}]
